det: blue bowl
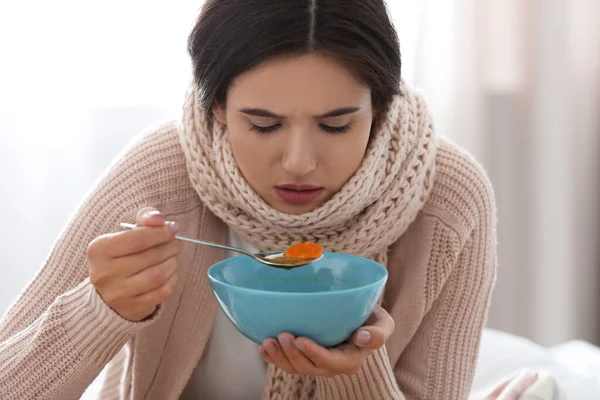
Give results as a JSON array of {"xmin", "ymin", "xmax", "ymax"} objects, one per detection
[{"xmin": 207, "ymin": 252, "xmax": 388, "ymax": 348}]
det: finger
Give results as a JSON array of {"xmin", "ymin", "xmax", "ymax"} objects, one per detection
[
  {"xmin": 130, "ymin": 269, "xmax": 179, "ymax": 307},
  {"xmin": 263, "ymin": 338, "xmax": 296, "ymax": 374},
  {"xmin": 105, "ymin": 256, "xmax": 178, "ymax": 303},
  {"xmin": 495, "ymin": 371, "xmax": 537, "ymax": 400},
  {"xmin": 88, "ymin": 235, "xmax": 180, "ymax": 288},
  {"xmin": 482, "ymin": 375, "xmax": 514, "ymax": 398},
  {"xmin": 113, "ymin": 239, "xmax": 182, "ymax": 277},
  {"xmin": 295, "ymin": 337, "xmax": 364, "ymax": 373},
  {"xmin": 124, "ymin": 256, "xmax": 179, "ymax": 297},
  {"xmin": 136, "ymin": 207, "xmax": 165, "ymax": 227},
  {"xmin": 278, "ymin": 333, "xmax": 319, "ymax": 375},
  {"xmin": 102, "ymin": 223, "xmax": 178, "ymax": 258},
  {"xmin": 258, "ymin": 345, "xmax": 276, "ymax": 364},
  {"xmin": 352, "ymin": 305, "xmax": 395, "ymax": 349}
]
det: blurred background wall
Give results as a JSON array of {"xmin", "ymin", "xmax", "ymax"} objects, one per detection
[{"xmin": 1, "ymin": 0, "xmax": 598, "ymax": 346}]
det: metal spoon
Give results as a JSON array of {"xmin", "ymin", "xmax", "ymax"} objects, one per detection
[{"xmin": 119, "ymin": 222, "xmax": 322, "ymax": 269}]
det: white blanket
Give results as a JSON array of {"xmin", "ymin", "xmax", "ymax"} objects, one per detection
[{"xmin": 473, "ymin": 329, "xmax": 600, "ymax": 399}]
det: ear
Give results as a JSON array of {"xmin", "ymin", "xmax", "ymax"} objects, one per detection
[{"xmin": 212, "ymin": 104, "xmax": 227, "ymax": 126}]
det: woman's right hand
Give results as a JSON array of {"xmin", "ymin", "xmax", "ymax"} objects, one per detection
[{"xmin": 88, "ymin": 208, "xmax": 182, "ymax": 322}]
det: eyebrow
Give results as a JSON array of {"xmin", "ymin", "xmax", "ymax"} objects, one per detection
[{"xmin": 239, "ymin": 107, "xmax": 360, "ymax": 119}]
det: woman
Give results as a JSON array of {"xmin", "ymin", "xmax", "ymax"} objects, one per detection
[{"xmin": 0, "ymin": 1, "xmax": 544, "ymax": 399}]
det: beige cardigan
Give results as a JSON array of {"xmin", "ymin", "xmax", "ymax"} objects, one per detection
[{"xmin": 0, "ymin": 122, "xmax": 496, "ymax": 399}]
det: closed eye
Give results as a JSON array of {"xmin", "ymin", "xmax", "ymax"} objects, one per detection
[
  {"xmin": 320, "ymin": 124, "xmax": 351, "ymax": 134},
  {"xmin": 249, "ymin": 123, "xmax": 281, "ymax": 133},
  {"xmin": 249, "ymin": 123, "xmax": 351, "ymax": 134}
]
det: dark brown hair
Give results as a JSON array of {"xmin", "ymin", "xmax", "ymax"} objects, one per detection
[{"xmin": 188, "ymin": 0, "xmax": 401, "ymax": 116}]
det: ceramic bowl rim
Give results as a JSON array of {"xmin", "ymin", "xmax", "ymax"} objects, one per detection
[{"xmin": 207, "ymin": 252, "xmax": 388, "ymax": 297}]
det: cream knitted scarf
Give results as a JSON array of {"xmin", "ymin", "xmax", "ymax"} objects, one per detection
[{"xmin": 178, "ymin": 81, "xmax": 437, "ymax": 398}]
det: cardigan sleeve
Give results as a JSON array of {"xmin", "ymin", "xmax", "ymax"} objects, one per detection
[
  {"xmin": 314, "ymin": 223, "xmax": 496, "ymax": 400},
  {"xmin": 0, "ymin": 126, "xmax": 180, "ymax": 400},
  {"xmin": 391, "ymin": 221, "xmax": 496, "ymax": 399}
]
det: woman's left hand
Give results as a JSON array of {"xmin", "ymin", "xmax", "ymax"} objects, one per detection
[
  {"xmin": 471, "ymin": 370, "xmax": 539, "ymax": 400},
  {"xmin": 258, "ymin": 304, "xmax": 395, "ymax": 377}
]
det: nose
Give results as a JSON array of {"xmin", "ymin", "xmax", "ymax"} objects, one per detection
[{"xmin": 281, "ymin": 130, "xmax": 317, "ymax": 178}]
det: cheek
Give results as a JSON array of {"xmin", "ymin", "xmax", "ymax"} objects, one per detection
[
  {"xmin": 227, "ymin": 120, "xmax": 275, "ymax": 183},
  {"xmin": 320, "ymin": 125, "xmax": 370, "ymax": 185}
]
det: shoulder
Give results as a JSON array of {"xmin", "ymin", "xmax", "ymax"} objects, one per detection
[
  {"xmin": 88, "ymin": 120, "xmax": 201, "ymax": 220},
  {"xmin": 422, "ymin": 137, "xmax": 497, "ymax": 245}
]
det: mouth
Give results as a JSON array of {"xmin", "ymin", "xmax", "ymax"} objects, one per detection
[{"xmin": 274, "ymin": 184, "xmax": 324, "ymax": 205}]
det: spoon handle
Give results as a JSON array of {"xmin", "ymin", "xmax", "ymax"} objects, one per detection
[{"xmin": 119, "ymin": 223, "xmax": 256, "ymax": 258}]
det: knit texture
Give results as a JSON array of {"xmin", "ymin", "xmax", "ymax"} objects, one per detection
[{"xmin": 0, "ymin": 88, "xmax": 497, "ymax": 399}]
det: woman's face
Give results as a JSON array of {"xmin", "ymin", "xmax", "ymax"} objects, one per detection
[{"xmin": 213, "ymin": 53, "xmax": 373, "ymax": 214}]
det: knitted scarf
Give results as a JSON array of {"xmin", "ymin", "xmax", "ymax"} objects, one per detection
[{"xmin": 178, "ymin": 81, "xmax": 438, "ymax": 398}]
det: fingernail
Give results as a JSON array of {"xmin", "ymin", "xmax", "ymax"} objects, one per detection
[
  {"xmin": 258, "ymin": 345, "xmax": 266, "ymax": 355},
  {"xmin": 168, "ymin": 221, "xmax": 179, "ymax": 233},
  {"xmin": 295, "ymin": 340, "xmax": 306, "ymax": 353},
  {"xmin": 145, "ymin": 210, "xmax": 162, "ymax": 218},
  {"xmin": 279, "ymin": 335, "xmax": 292, "ymax": 349},
  {"xmin": 356, "ymin": 330, "xmax": 371, "ymax": 346}
]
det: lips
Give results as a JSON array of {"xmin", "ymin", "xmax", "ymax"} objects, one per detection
[{"xmin": 275, "ymin": 184, "xmax": 324, "ymax": 205}]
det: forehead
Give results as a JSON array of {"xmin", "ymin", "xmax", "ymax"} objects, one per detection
[{"xmin": 227, "ymin": 53, "xmax": 372, "ymax": 113}]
